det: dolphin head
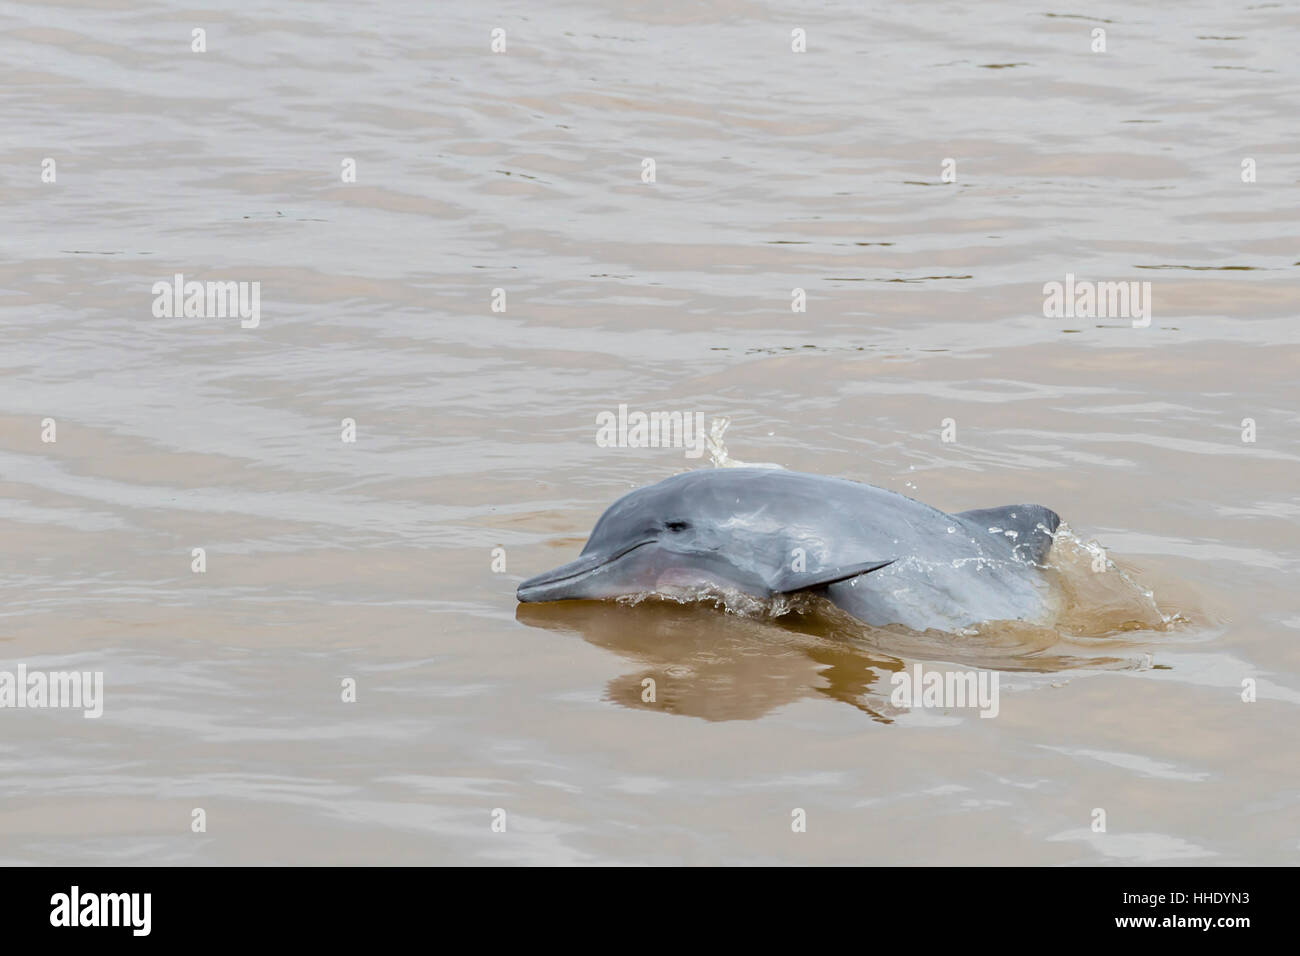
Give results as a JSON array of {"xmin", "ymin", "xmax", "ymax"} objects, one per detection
[
  {"xmin": 516, "ymin": 479, "xmax": 766, "ymax": 603},
  {"xmin": 516, "ymin": 470, "xmax": 892, "ymax": 604}
]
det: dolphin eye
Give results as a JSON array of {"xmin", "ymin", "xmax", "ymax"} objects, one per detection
[{"xmin": 664, "ymin": 519, "xmax": 690, "ymax": 533}]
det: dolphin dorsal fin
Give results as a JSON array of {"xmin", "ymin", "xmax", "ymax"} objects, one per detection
[
  {"xmin": 769, "ymin": 558, "xmax": 894, "ymax": 595},
  {"xmin": 955, "ymin": 504, "xmax": 1060, "ymax": 564}
]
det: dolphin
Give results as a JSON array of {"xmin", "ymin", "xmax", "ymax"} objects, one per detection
[{"xmin": 516, "ymin": 468, "xmax": 1062, "ymax": 632}]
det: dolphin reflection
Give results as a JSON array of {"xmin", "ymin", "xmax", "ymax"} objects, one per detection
[
  {"xmin": 515, "ymin": 597, "xmax": 1140, "ymax": 723},
  {"xmin": 519, "ymin": 599, "xmax": 907, "ymax": 723}
]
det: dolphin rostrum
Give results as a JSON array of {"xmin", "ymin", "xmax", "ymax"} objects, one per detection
[{"xmin": 516, "ymin": 468, "xmax": 1062, "ymax": 633}]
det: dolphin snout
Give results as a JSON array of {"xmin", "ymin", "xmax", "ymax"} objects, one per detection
[
  {"xmin": 517, "ymin": 540, "xmax": 654, "ymax": 603},
  {"xmin": 516, "ymin": 552, "xmax": 610, "ymax": 603}
]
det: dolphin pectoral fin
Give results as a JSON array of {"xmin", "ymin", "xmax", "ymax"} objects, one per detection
[
  {"xmin": 769, "ymin": 558, "xmax": 894, "ymax": 595},
  {"xmin": 956, "ymin": 503, "xmax": 1061, "ymax": 564}
]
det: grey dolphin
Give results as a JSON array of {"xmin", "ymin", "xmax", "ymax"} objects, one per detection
[{"xmin": 516, "ymin": 468, "xmax": 1062, "ymax": 632}]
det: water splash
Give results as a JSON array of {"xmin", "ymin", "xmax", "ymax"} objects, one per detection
[
  {"xmin": 705, "ymin": 418, "xmax": 784, "ymax": 469},
  {"xmin": 1044, "ymin": 523, "xmax": 1182, "ymax": 636},
  {"xmin": 617, "ymin": 583, "xmax": 817, "ymax": 619}
]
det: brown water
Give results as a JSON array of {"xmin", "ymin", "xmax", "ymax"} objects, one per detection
[{"xmin": 1, "ymin": 1, "xmax": 1298, "ymax": 865}]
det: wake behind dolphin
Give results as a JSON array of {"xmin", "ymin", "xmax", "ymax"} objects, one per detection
[{"xmin": 517, "ymin": 468, "xmax": 1062, "ymax": 633}]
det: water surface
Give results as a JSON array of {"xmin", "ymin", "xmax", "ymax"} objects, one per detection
[{"xmin": 1, "ymin": 0, "xmax": 1298, "ymax": 865}]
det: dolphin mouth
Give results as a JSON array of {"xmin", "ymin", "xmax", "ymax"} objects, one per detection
[{"xmin": 516, "ymin": 539, "xmax": 654, "ymax": 603}]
